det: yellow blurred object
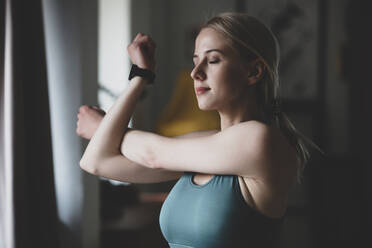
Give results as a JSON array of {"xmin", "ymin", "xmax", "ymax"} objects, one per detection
[{"xmin": 155, "ymin": 69, "xmax": 220, "ymax": 137}]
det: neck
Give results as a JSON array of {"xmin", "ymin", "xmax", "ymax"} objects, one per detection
[{"xmin": 218, "ymin": 93, "xmax": 267, "ymax": 131}]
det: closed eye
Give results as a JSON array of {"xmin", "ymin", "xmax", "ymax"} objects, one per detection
[{"xmin": 209, "ymin": 60, "xmax": 219, "ymax": 64}]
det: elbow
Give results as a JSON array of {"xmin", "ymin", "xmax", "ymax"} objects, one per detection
[
  {"xmin": 79, "ymin": 158, "xmax": 99, "ymax": 175},
  {"xmin": 147, "ymin": 154, "xmax": 159, "ymax": 169},
  {"xmin": 122, "ymin": 132, "xmax": 159, "ymax": 169},
  {"xmin": 144, "ymin": 139, "xmax": 160, "ymax": 169}
]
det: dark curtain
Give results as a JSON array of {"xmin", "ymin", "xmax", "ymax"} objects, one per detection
[
  {"xmin": 0, "ymin": 0, "xmax": 8, "ymax": 245},
  {"xmin": 1, "ymin": 0, "xmax": 59, "ymax": 247}
]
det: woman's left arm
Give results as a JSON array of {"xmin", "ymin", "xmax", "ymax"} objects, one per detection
[{"xmin": 80, "ymin": 33, "xmax": 157, "ymax": 170}]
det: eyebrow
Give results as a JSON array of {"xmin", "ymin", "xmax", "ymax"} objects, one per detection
[{"xmin": 193, "ymin": 49, "xmax": 224, "ymax": 58}]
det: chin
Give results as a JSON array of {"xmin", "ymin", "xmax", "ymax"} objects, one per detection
[{"xmin": 197, "ymin": 102, "xmax": 216, "ymax": 111}]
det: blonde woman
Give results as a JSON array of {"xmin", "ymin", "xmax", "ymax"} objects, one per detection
[{"xmin": 77, "ymin": 12, "xmax": 322, "ymax": 247}]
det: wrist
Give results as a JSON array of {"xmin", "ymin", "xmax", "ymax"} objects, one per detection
[
  {"xmin": 128, "ymin": 64, "xmax": 155, "ymax": 84},
  {"xmin": 129, "ymin": 76, "xmax": 148, "ymax": 91}
]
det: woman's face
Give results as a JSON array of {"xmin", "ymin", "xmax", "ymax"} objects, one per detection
[{"xmin": 191, "ymin": 28, "xmax": 250, "ymax": 111}]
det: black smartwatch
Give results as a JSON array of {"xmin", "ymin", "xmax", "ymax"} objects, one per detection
[{"xmin": 128, "ymin": 64, "xmax": 155, "ymax": 84}]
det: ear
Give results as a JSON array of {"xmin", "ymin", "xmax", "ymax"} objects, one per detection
[{"xmin": 245, "ymin": 59, "xmax": 265, "ymax": 86}]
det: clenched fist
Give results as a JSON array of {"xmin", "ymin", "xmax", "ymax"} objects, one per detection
[
  {"xmin": 76, "ymin": 105, "xmax": 106, "ymax": 140},
  {"xmin": 127, "ymin": 33, "xmax": 156, "ymax": 72}
]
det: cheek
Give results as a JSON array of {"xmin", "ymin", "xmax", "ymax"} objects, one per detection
[{"xmin": 217, "ymin": 66, "xmax": 246, "ymax": 96}]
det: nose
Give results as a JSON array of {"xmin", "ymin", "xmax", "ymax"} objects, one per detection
[{"xmin": 190, "ymin": 62, "xmax": 206, "ymax": 81}]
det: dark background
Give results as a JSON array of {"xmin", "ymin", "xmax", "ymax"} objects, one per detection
[{"xmin": 97, "ymin": 0, "xmax": 371, "ymax": 247}]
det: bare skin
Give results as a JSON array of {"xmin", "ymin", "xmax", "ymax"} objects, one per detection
[{"xmin": 76, "ymin": 106, "xmax": 106, "ymax": 140}]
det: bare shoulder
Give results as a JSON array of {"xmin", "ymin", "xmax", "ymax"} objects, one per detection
[
  {"xmin": 253, "ymin": 121, "xmax": 298, "ymax": 181},
  {"xmin": 221, "ymin": 121, "xmax": 274, "ymax": 153},
  {"xmin": 223, "ymin": 120, "xmax": 271, "ymax": 137},
  {"xmin": 236, "ymin": 121, "xmax": 298, "ymax": 217},
  {"xmin": 231, "ymin": 120, "xmax": 298, "ymax": 177},
  {"xmin": 235, "ymin": 120, "xmax": 291, "ymax": 151}
]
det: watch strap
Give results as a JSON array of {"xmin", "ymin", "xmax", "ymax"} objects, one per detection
[{"xmin": 128, "ymin": 64, "xmax": 155, "ymax": 84}]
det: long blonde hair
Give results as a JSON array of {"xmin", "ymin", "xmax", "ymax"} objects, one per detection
[{"xmin": 201, "ymin": 12, "xmax": 324, "ymax": 183}]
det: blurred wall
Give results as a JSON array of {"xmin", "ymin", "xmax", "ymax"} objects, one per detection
[
  {"xmin": 243, "ymin": 0, "xmax": 350, "ymax": 155},
  {"xmin": 326, "ymin": 0, "xmax": 350, "ymax": 155}
]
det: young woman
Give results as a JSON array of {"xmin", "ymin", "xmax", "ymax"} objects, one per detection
[{"xmin": 77, "ymin": 12, "xmax": 321, "ymax": 247}]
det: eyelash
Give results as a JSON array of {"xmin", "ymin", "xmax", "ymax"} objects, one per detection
[
  {"xmin": 208, "ymin": 60, "xmax": 219, "ymax": 64},
  {"xmin": 193, "ymin": 58, "xmax": 220, "ymax": 66}
]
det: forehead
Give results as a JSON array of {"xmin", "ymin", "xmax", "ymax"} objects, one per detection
[{"xmin": 194, "ymin": 28, "xmax": 230, "ymax": 53}]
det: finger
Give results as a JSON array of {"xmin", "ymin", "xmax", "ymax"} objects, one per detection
[
  {"xmin": 79, "ymin": 105, "xmax": 87, "ymax": 112},
  {"xmin": 92, "ymin": 105, "xmax": 103, "ymax": 111},
  {"xmin": 146, "ymin": 37, "xmax": 156, "ymax": 51},
  {"xmin": 133, "ymin": 33, "xmax": 141, "ymax": 41},
  {"xmin": 147, "ymin": 36, "xmax": 156, "ymax": 47},
  {"xmin": 92, "ymin": 106, "xmax": 106, "ymax": 115},
  {"xmin": 137, "ymin": 36, "xmax": 156, "ymax": 56},
  {"xmin": 133, "ymin": 34, "xmax": 154, "ymax": 49},
  {"xmin": 147, "ymin": 42, "xmax": 156, "ymax": 56},
  {"xmin": 133, "ymin": 32, "xmax": 144, "ymax": 42},
  {"xmin": 137, "ymin": 34, "xmax": 154, "ymax": 45}
]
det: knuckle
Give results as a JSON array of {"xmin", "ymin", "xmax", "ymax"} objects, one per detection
[{"xmin": 80, "ymin": 105, "xmax": 88, "ymax": 112}]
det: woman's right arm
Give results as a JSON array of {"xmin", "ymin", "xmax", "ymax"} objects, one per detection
[
  {"xmin": 86, "ymin": 129, "xmax": 218, "ymax": 184},
  {"xmin": 76, "ymin": 105, "xmax": 218, "ymax": 183}
]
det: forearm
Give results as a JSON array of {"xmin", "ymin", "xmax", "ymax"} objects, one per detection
[{"xmin": 80, "ymin": 77, "xmax": 146, "ymax": 166}]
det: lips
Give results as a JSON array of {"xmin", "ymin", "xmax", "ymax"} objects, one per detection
[{"xmin": 195, "ymin": 87, "xmax": 211, "ymax": 95}]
